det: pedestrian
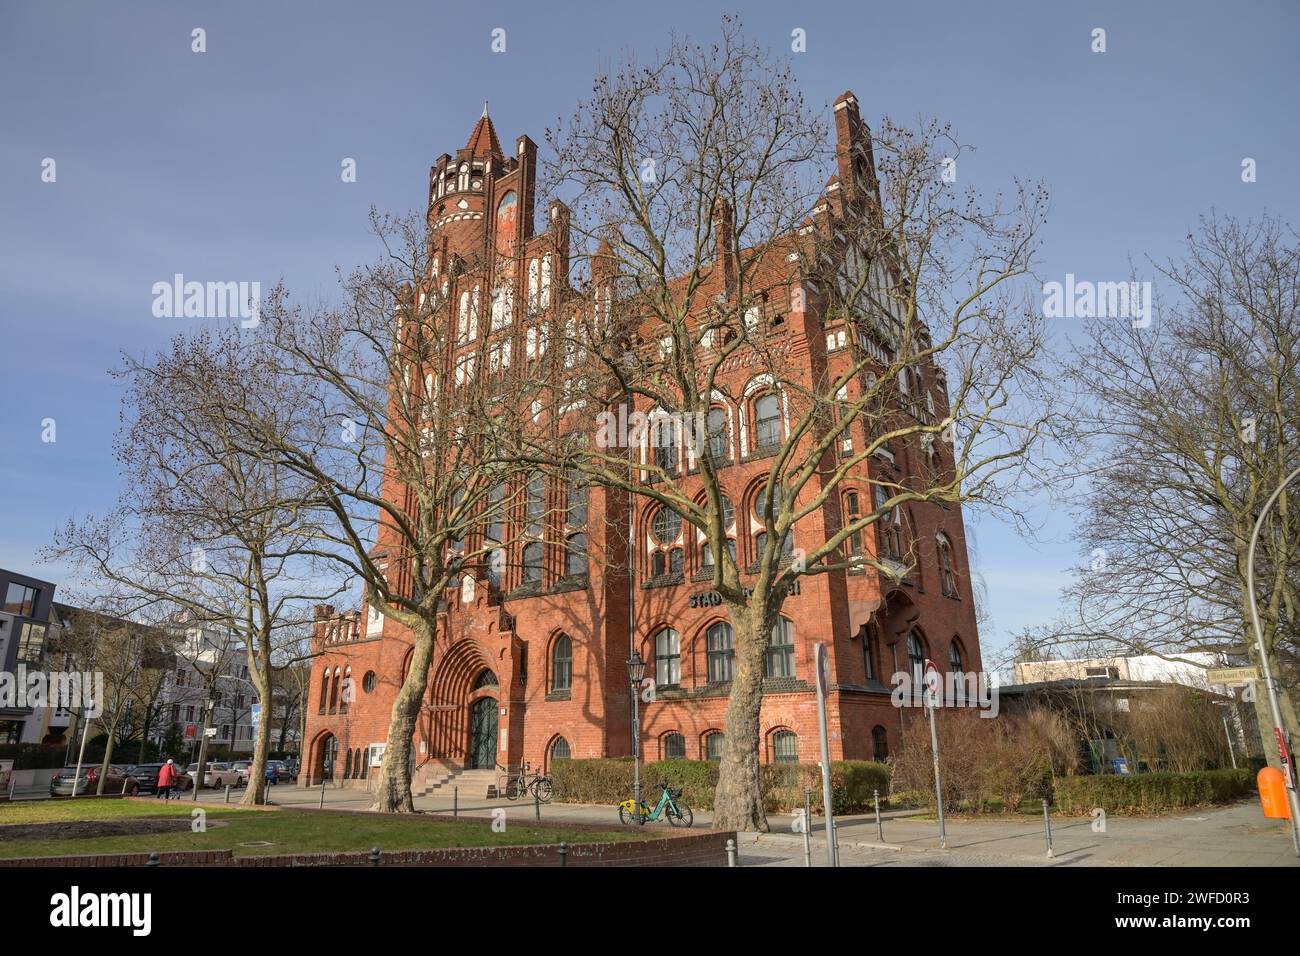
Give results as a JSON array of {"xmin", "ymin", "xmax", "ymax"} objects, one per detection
[{"xmin": 157, "ymin": 758, "xmax": 177, "ymax": 801}]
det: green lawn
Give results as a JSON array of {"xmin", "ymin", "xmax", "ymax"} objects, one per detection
[{"xmin": 0, "ymin": 799, "xmax": 646, "ymax": 859}]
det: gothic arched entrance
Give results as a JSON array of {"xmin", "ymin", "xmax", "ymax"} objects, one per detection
[{"xmin": 468, "ymin": 697, "xmax": 498, "ymax": 769}]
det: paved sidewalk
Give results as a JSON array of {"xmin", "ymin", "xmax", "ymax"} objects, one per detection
[{"xmin": 189, "ymin": 784, "xmax": 1298, "ymax": 867}]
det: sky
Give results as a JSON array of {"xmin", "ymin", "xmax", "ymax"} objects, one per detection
[{"xmin": 2, "ymin": 0, "xmax": 1297, "ymax": 666}]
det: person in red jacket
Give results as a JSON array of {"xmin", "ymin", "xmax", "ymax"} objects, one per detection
[{"xmin": 156, "ymin": 759, "xmax": 178, "ymax": 800}]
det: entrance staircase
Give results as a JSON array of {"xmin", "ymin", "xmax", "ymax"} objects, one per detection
[{"xmin": 411, "ymin": 764, "xmax": 499, "ymax": 800}]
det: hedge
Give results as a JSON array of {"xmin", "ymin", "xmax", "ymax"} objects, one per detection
[
  {"xmin": 1052, "ymin": 769, "xmax": 1256, "ymax": 814},
  {"xmin": 550, "ymin": 758, "xmax": 890, "ymax": 814}
]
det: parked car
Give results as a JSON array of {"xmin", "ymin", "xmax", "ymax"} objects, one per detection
[
  {"xmin": 125, "ymin": 762, "xmax": 194, "ymax": 794},
  {"xmin": 228, "ymin": 759, "xmax": 253, "ymax": 785},
  {"xmin": 186, "ymin": 761, "xmax": 243, "ymax": 789},
  {"xmin": 49, "ymin": 764, "xmax": 139, "ymax": 796}
]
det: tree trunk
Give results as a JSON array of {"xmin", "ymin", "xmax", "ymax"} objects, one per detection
[
  {"xmin": 138, "ymin": 709, "xmax": 152, "ymax": 764},
  {"xmin": 712, "ymin": 610, "xmax": 770, "ymax": 832},
  {"xmin": 370, "ymin": 618, "xmax": 437, "ymax": 812},
  {"xmin": 241, "ymin": 638, "xmax": 275, "ymax": 806}
]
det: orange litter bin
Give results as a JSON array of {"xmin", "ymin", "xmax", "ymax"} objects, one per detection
[{"xmin": 1258, "ymin": 767, "xmax": 1292, "ymax": 819}]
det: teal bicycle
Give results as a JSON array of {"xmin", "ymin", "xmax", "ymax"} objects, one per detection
[{"xmin": 618, "ymin": 780, "xmax": 694, "ymax": 827}]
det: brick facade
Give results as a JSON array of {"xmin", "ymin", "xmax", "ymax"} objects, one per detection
[{"xmin": 302, "ymin": 92, "xmax": 983, "ymax": 793}]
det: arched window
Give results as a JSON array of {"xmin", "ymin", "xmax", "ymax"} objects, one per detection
[
  {"xmin": 654, "ymin": 628, "xmax": 681, "ymax": 686},
  {"xmin": 700, "ymin": 538, "xmax": 736, "ymax": 570},
  {"xmin": 765, "ymin": 618, "xmax": 796, "ymax": 679},
  {"xmin": 705, "ymin": 408, "xmax": 729, "ymax": 462},
  {"xmin": 565, "ymin": 533, "xmax": 588, "ymax": 578},
  {"xmin": 550, "ymin": 736, "xmax": 570, "ymax": 762},
  {"xmin": 753, "ymin": 482, "xmax": 783, "ymax": 524},
  {"xmin": 754, "ymin": 393, "xmax": 781, "ymax": 449},
  {"xmin": 540, "ymin": 254, "xmax": 553, "ymax": 309},
  {"xmin": 875, "ymin": 486, "xmax": 905, "ymax": 560},
  {"xmin": 908, "ymin": 630, "xmax": 926, "ymax": 693},
  {"xmin": 844, "ymin": 491, "xmax": 863, "ymax": 557},
  {"xmin": 662, "ymin": 732, "xmax": 686, "ymax": 760},
  {"xmin": 360, "ymin": 747, "xmax": 370, "ymax": 779},
  {"xmin": 328, "ymin": 668, "xmax": 340, "ymax": 714},
  {"xmin": 318, "ymin": 670, "xmax": 329, "ymax": 714},
  {"xmin": 705, "ymin": 731, "xmax": 725, "ymax": 761},
  {"xmin": 473, "ymin": 669, "xmax": 499, "ymax": 690},
  {"xmin": 522, "ymin": 541, "xmax": 543, "ymax": 585},
  {"xmin": 706, "ymin": 622, "xmax": 735, "ymax": 683},
  {"xmin": 949, "ymin": 639, "xmax": 963, "ymax": 674},
  {"xmin": 872, "ymin": 726, "xmax": 889, "ymax": 762},
  {"xmin": 528, "ymin": 258, "xmax": 540, "ymax": 310},
  {"xmin": 551, "ymin": 635, "xmax": 572, "ymax": 692},
  {"xmin": 487, "ymin": 548, "xmax": 504, "ymax": 589},
  {"xmin": 340, "ymin": 667, "xmax": 351, "ymax": 714},
  {"xmin": 937, "ymin": 533, "xmax": 958, "ymax": 597},
  {"xmin": 771, "ymin": 729, "xmax": 798, "ymax": 763},
  {"xmin": 668, "ymin": 547, "xmax": 683, "ymax": 575}
]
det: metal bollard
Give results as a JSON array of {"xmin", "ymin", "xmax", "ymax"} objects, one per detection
[
  {"xmin": 1042, "ymin": 798, "xmax": 1054, "ymax": 859},
  {"xmin": 454, "ymin": 785, "xmax": 458, "ymax": 819},
  {"xmin": 725, "ymin": 838, "xmax": 738, "ymax": 868},
  {"xmin": 874, "ymin": 789, "xmax": 884, "ymax": 842},
  {"xmin": 224, "ymin": 785, "xmax": 231, "ymax": 804},
  {"xmin": 832, "ymin": 820, "xmax": 841, "ymax": 867},
  {"xmin": 534, "ymin": 788, "xmax": 541, "ymax": 822},
  {"xmin": 369, "ymin": 846, "xmax": 381, "ymax": 867},
  {"xmin": 558, "ymin": 842, "xmax": 568, "ymax": 868},
  {"xmin": 319, "ymin": 778, "xmax": 326, "ymax": 808},
  {"xmin": 146, "ymin": 851, "xmax": 160, "ymax": 867},
  {"xmin": 802, "ymin": 789, "xmax": 813, "ymax": 867}
]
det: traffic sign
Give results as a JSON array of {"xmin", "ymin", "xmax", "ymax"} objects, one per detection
[{"xmin": 924, "ymin": 659, "xmax": 941, "ymax": 704}]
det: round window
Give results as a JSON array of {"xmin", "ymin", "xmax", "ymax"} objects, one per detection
[
  {"xmin": 651, "ymin": 507, "xmax": 682, "ymax": 544},
  {"xmin": 362, "ymin": 671, "xmax": 377, "ymax": 694}
]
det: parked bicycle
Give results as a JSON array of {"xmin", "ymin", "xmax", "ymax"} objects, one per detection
[
  {"xmin": 618, "ymin": 780, "xmax": 693, "ymax": 827},
  {"xmin": 506, "ymin": 762, "xmax": 554, "ymax": 803}
]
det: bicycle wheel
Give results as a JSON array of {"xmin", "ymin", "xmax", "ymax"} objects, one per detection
[
  {"xmin": 505, "ymin": 777, "xmax": 521, "ymax": 801},
  {"xmin": 619, "ymin": 804, "xmax": 635, "ymax": 826},
  {"xmin": 668, "ymin": 801, "xmax": 693, "ymax": 828},
  {"xmin": 535, "ymin": 778, "xmax": 554, "ymax": 803}
]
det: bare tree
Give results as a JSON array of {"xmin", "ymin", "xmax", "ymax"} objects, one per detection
[
  {"xmin": 528, "ymin": 19, "xmax": 1057, "ymax": 830},
  {"xmin": 219, "ymin": 211, "xmax": 551, "ymax": 812},
  {"xmin": 1022, "ymin": 214, "xmax": 1300, "ymax": 763},
  {"xmin": 46, "ymin": 328, "xmax": 347, "ymax": 805}
]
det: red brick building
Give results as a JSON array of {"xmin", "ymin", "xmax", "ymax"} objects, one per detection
[{"xmin": 302, "ymin": 93, "xmax": 983, "ymax": 792}]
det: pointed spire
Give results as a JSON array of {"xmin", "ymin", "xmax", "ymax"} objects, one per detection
[{"xmin": 465, "ymin": 103, "xmax": 502, "ymax": 159}]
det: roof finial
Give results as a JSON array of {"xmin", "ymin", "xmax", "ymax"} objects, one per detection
[{"xmin": 482, "ymin": 100, "xmax": 489, "ymax": 118}]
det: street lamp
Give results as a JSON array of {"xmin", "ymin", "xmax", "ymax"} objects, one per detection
[
  {"xmin": 192, "ymin": 697, "xmax": 215, "ymax": 802},
  {"xmin": 627, "ymin": 651, "xmax": 645, "ymax": 823},
  {"xmin": 1246, "ymin": 462, "xmax": 1300, "ymax": 856}
]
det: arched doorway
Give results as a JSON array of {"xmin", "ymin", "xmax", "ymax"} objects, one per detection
[
  {"xmin": 468, "ymin": 697, "xmax": 498, "ymax": 769},
  {"xmin": 311, "ymin": 732, "xmax": 338, "ymax": 785}
]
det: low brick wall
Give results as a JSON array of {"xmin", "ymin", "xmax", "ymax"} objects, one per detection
[{"xmin": 0, "ymin": 829, "xmax": 734, "ymax": 868}]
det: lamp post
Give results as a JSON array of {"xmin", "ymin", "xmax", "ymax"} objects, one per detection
[
  {"xmin": 191, "ymin": 697, "xmax": 215, "ymax": 802},
  {"xmin": 627, "ymin": 651, "xmax": 645, "ymax": 823},
  {"xmin": 1245, "ymin": 463, "xmax": 1300, "ymax": 856}
]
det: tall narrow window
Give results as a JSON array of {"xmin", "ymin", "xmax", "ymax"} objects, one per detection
[
  {"xmin": 565, "ymin": 533, "xmax": 587, "ymax": 578},
  {"xmin": 754, "ymin": 393, "xmax": 781, "ymax": 449},
  {"xmin": 706, "ymin": 622, "xmax": 735, "ymax": 682},
  {"xmin": 654, "ymin": 628, "xmax": 681, "ymax": 687},
  {"xmin": 845, "ymin": 492, "xmax": 863, "ymax": 557},
  {"xmin": 765, "ymin": 618, "xmax": 796, "ymax": 679},
  {"xmin": 863, "ymin": 624, "xmax": 877, "ymax": 681},
  {"xmin": 705, "ymin": 731, "xmax": 725, "ymax": 761},
  {"xmin": 908, "ymin": 631, "xmax": 926, "ymax": 692},
  {"xmin": 872, "ymin": 726, "xmax": 889, "ymax": 762},
  {"xmin": 525, "ymin": 477, "xmax": 545, "ymax": 538},
  {"xmin": 937, "ymin": 533, "xmax": 958, "ymax": 597},
  {"xmin": 654, "ymin": 417, "xmax": 678, "ymax": 474},
  {"xmin": 551, "ymin": 635, "xmax": 572, "ymax": 692},
  {"xmin": 706, "ymin": 408, "xmax": 729, "ymax": 462},
  {"xmin": 949, "ymin": 639, "xmax": 963, "ymax": 674},
  {"xmin": 522, "ymin": 542, "xmax": 543, "ymax": 585}
]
